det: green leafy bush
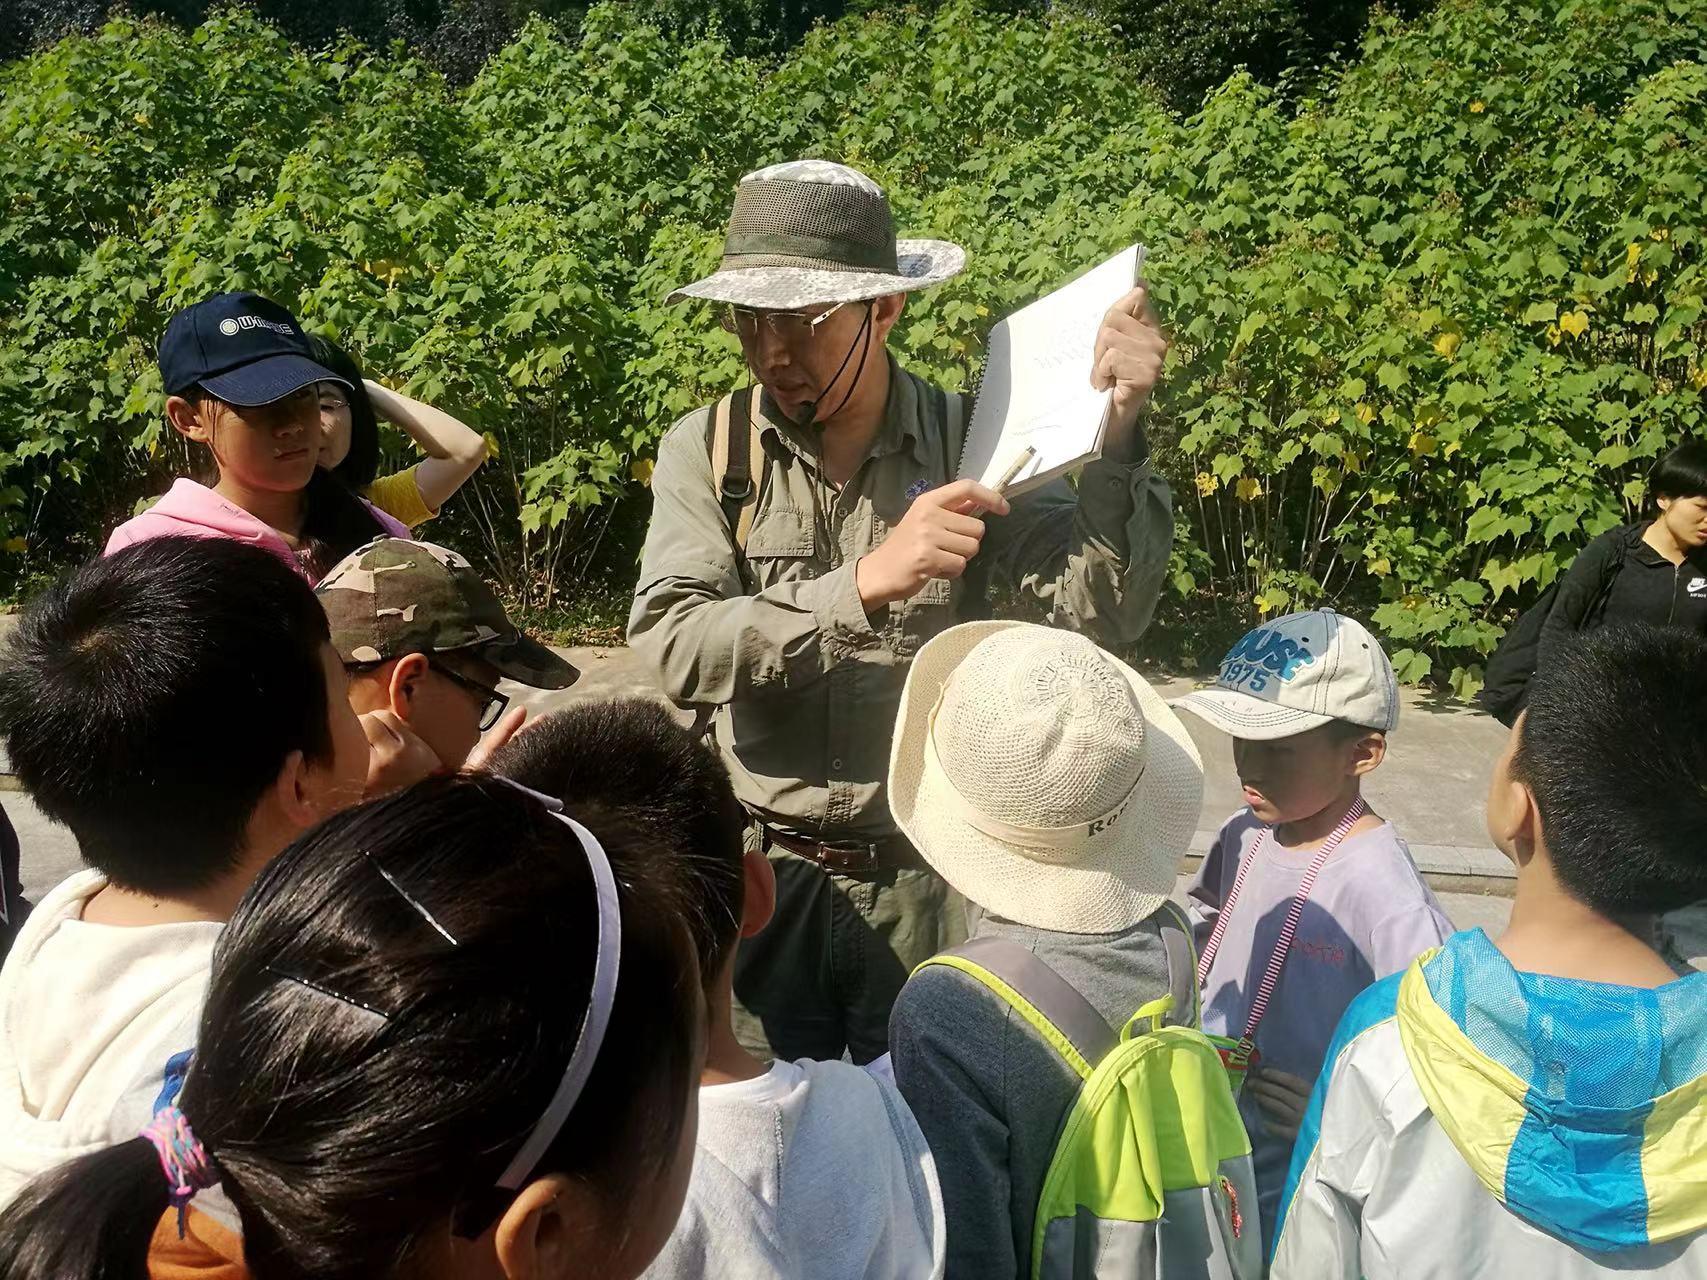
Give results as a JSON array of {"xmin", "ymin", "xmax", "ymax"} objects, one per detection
[{"xmin": 1, "ymin": 0, "xmax": 1704, "ymax": 683}]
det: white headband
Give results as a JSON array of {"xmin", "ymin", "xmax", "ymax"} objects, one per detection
[{"xmin": 494, "ymin": 785, "xmax": 623, "ymax": 1191}]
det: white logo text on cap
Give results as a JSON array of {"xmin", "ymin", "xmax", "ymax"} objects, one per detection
[{"xmin": 219, "ymin": 315, "xmax": 293, "ymax": 338}]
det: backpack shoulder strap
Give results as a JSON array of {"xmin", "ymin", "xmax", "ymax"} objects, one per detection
[
  {"xmin": 709, "ymin": 386, "xmax": 765, "ymax": 555},
  {"xmin": 1154, "ymin": 899, "xmax": 1200, "ymax": 1028},
  {"xmin": 919, "ymin": 937, "xmax": 1116, "ymax": 1080}
]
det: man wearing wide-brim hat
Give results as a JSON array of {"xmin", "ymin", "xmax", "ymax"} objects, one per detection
[{"xmin": 629, "ymin": 158, "xmax": 1174, "ymax": 1066}]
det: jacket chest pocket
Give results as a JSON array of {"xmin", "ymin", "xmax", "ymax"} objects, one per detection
[
  {"xmin": 891, "ymin": 577, "xmax": 957, "ymax": 655},
  {"xmin": 740, "ymin": 507, "xmax": 820, "ymax": 591}
]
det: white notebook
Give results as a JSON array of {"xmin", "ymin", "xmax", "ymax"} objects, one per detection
[{"xmin": 958, "ymin": 244, "xmax": 1146, "ymax": 496}]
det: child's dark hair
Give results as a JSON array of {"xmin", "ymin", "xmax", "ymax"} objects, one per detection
[
  {"xmin": 183, "ymin": 383, "xmax": 386, "ymax": 581},
  {"xmin": 0, "ymin": 775, "xmax": 701, "ymax": 1280},
  {"xmin": 1650, "ymin": 439, "xmax": 1707, "ymax": 503},
  {"xmin": 307, "ymin": 334, "xmax": 380, "ymax": 489},
  {"xmin": 1515, "ymin": 624, "xmax": 1707, "ymax": 914},
  {"xmin": 492, "ymin": 698, "xmax": 748, "ymax": 986},
  {"xmin": 0, "ymin": 538, "xmax": 334, "ymax": 896}
]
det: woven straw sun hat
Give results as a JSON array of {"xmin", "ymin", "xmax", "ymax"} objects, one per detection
[
  {"xmin": 667, "ymin": 159, "xmax": 966, "ymax": 311},
  {"xmin": 890, "ymin": 622, "xmax": 1204, "ymax": 934}
]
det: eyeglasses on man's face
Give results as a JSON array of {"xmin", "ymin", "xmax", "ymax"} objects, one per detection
[{"xmin": 718, "ymin": 300, "xmax": 850, "ymax": 343}]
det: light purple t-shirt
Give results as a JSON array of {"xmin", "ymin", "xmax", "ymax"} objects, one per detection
[{"xmin": 1187, "ymin": 808, "xmax": 1454, "ymax": 1245}]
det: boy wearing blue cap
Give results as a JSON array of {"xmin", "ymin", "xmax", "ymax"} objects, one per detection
[
  {"xmin": 1173, "ymin": 608, "xmax": 1452, "ymax": 1249},
  {"xmin": 106, "ymin": 292, "xmax": 407, "ymax": 581}
]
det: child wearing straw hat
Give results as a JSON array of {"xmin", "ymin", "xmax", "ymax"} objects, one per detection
[
  {"xmin": 886, "ymin": 621, "xmax": 1206, "ymax": 1277},
  {"xmin": 1171, "ymin": 608, "xmax": 1452, "ymax": 1250}
]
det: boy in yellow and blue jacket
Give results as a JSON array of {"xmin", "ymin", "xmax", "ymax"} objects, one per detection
[{"xmin": 1272, "ymin": 623, "xmax": 1707, "ymax": 1277}]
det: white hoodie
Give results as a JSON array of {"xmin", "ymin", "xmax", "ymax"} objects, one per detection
[
  {"xmin": 644, "ymin": 1057, "xmax": 947, "ymax": 1280},
  {"xmin": 0, "ymin": 870, "xmax": 219, "ymax": 1207}
]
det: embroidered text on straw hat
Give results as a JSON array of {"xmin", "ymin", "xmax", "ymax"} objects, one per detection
[
  {"xmin": 1171, "ymin": 607, "xmax": 1399, "ymax": 741},
  {"xmin": 889, "ymin": 622, "xmax": 1204, "ymax": 934},
  {"xmin": 667, "ymin": 160, "xmax": 966, "ymax": 311}
]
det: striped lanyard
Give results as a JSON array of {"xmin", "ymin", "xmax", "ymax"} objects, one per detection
[{"xmin": 1195, "ymin": 797, "xmax": 1369, "ymax": 1066}]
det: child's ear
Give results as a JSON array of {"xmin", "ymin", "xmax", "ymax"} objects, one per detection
[
  {"xmin": 271, "ymin": 748, "xmax": 322, "ymax": 831},
  {"xmin": 740, "ymin": 845, "xmax": 777, "ymax": 938},
  {"xmin": 1488, "ymin": 773, "xmax": 1542, "ymax": 868},
  {"xmin": 491, "ymin": 1173, "xmax": 593, "ymax": 1279},
  {"xmin": 164, "ymin": 395, "xmax": 210, "ymax": 443},
  {"xmin": 1347, "ymin": 730, "xmax": 1386, "ymax": 778},
  {"xmin": 387, "ymin": 653, "xmax": 429, "ymax": 718}
]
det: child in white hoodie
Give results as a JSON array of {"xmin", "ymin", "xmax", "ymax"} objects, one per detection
[
  {"xmin": 0, "ymin": 537, "xmax": 372, "ymax": 1214},
  {"xmin": 494, "ymin": 699, "xmax": 947, "ymax": 1280}
]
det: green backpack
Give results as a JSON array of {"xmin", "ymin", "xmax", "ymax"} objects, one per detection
[{"xmin": 917, "ymin": 901, "xmax": 1259, "ymax": 1279}]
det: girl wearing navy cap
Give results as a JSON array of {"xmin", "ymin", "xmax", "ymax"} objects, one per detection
[{"xmin": 106, "ymin": 292, "xmax": 410, "ymax": 582}]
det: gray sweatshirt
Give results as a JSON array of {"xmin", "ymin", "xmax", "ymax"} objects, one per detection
[{"xmin": 888, "ymin": 911, "xmax": 1172, "ymax": 1279}]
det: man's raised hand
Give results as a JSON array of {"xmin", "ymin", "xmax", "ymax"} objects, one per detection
[
  {"xmin": 1092, "ymin": 280, "xmax": 1169, "ymax": 448},
  {"xmin": 856, "ymin": 478, "xmax": 1010, "ymax": 609}
]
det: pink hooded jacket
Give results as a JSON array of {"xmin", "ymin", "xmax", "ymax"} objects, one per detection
[{"xmin": 105, "ymin": 479, "xmax": 408, "ymax": 582}]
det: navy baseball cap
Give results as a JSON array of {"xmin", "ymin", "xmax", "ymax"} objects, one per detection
[{"xmin": 157, "ymin": 292, "xmax": 348, "ymax": 406}]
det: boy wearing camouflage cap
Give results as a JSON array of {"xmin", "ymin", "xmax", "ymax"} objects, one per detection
[{"xmin": 317, "ymin": 538, "xmax": 578, "ymax": 772}]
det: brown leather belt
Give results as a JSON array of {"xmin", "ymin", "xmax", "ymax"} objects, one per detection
[{"xmin": 760, "ymin": 825, "xmax": 927, "ymax": 875}]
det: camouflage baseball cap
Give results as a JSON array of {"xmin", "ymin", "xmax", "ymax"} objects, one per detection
[{"xmin": 316, "ymin": 538, "xmax": 579, "ymax": 690}]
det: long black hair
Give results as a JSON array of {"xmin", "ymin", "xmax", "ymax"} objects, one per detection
[
  {"xmin": 306, "ymin": 335, "xmax": 379, "ymax": 489},
  {"xmin": 0, "ymin": 776, "xmax": 702, "ymax": 1280}
]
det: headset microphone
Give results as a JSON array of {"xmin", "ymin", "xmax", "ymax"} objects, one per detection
[{"xmin": 797, "ymin": 303, "xmax": 874, "ymax": 430}]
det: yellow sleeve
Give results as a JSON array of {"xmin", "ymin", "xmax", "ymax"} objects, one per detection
[{"xmin": 361, "ymin": 466, "xmax": 438, "ymax": 530}]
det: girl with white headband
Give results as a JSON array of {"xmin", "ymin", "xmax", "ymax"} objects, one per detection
[{"xmin": 0, "ymin": 775, "xmax": 704, "ymax": 1280}]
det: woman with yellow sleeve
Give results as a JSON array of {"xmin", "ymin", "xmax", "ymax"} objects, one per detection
[{"xmin": 309, "ymin": 336, "xmax": 488, "ymax": 530}]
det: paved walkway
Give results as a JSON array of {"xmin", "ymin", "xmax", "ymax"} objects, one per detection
[{"xmin": 11, "ymin": 636, "xmax": 1705, "ymax": 958}]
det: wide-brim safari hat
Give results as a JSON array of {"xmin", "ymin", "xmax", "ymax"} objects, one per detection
[
  {"xmin": 890, "ymin": 622, "xmax": 1204, "ymax": 934},
  {"xmin": 667, "ymin": 160, "xmax": 965, "ymax": 311}
]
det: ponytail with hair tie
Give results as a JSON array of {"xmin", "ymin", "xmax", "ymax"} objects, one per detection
[{"xmin": 140, "ymin": 1104, "xmax": 219, "ymax": 1238}]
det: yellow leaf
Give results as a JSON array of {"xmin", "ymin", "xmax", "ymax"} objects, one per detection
[
  {"xmin": 1368, "ymin": 556, "xmax": 1391, "ymax": 577},
  {"xmin": 1, "ymin": 538, "xmax": 26, "ymax": 554},
  {"xmin": 1321, "ymin": 407, "xmax": 1341, "ymax": 426},
  {"xmin": 1469, "ymin": 100, "xmax": 1485, "ymax": 113},
  {"xmin": 1235, "ymin": 476, "xmax": 1262, "ymax": 502},
  {"xmin": 482, "ymin": 431, "xmax": 501, "ymax": 460},
  {"xmin": 1433, "ymin": 332, "xmax": 1461, "ymax": 359},
  {"xmin": 133, "ymin": 113, "xmax": 150, "ymax": 127},
  {"xmin": 1644, "ymin": 268, "xmax": 1659, "ymax": 286},
  {"xmin": 1194, "ymin": 471, "xmax": 1219, "ymax": 496},
  {"xmin": 1627, "ymin": 242, "xmax": 1643, "ymax": 266},
  {"xmin": 1651, "ymin": 227, "xmax": 1671, "ymax": 242},
  {"xmin": 1559, "ymin": 310, "xmax": 1589, "ymax": 338},
  {"xmin": 1691, "ymin": 366, "xmax": 1707, "ymax": 391},
  {"xmin": 1546, "ymin": 324, "xmax": 1562, "ymax": 346},
  {"xmin": 631, "ymin": 457, "xmax": 655, "ymax": 485},
  {"xmin": 1408, "ymin": 431, "xmax": 1437, "ymax": 456},
  {"xmin": 1443, "ymin": 439, "xmax": 1462, "ymax": 458},
  {"xmin": 1355, "ymin": 402, "xmax": 1376, "ymax": 424}
]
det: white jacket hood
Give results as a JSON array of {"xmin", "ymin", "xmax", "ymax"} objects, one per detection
[{"xmin": 0, "ymin": 870, "xmax": 218, "ymax": 1207}]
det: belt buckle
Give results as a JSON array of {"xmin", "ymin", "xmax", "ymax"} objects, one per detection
[{"xmin": 821, "ymin": 838, "xmax": 882, "ymax": 873}]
